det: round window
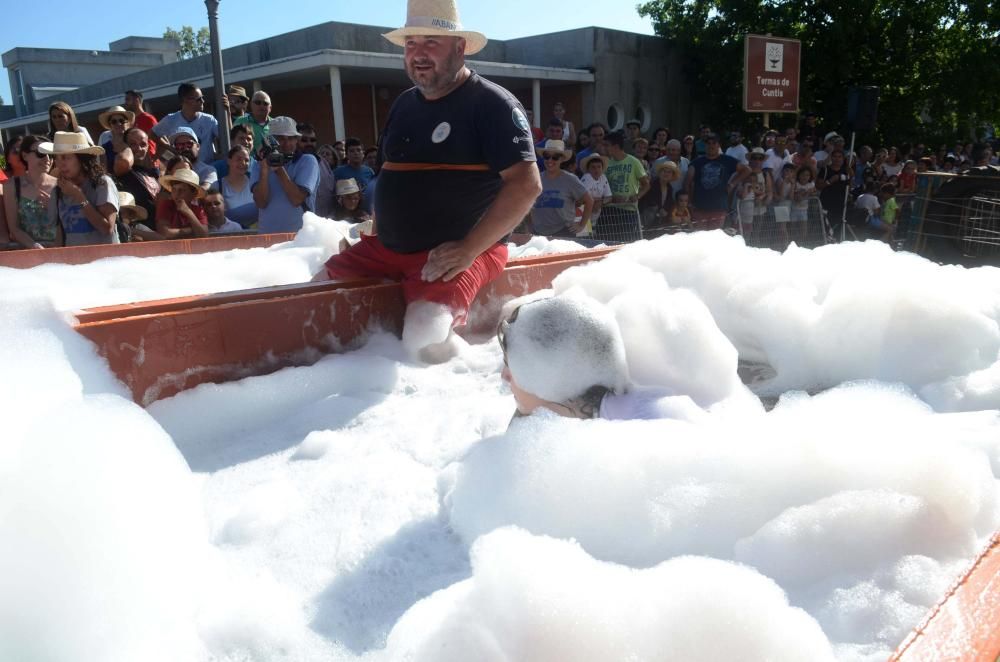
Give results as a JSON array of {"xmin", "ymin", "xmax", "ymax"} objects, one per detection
[
  {"xmin": 607, "ymin": 103, "xmax": 624, "ymax": 131},
  {"xmin": 636, "ymin": 105, "xmax": 652, "ymax": 133}
]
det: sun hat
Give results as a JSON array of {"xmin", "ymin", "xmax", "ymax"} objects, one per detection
[
  {"xmin": 117, "ymin": 191, "xmax": 148, "ymax": 221},
  {"xmin": 335, "ymin": 178, "xmax": 361, "ymax": 196},
  {"xmin": 580, "ymin": 152, "xmax": 608, "ymax": 170},
  {"xmin": 227, "ymin": 84, "xmax": 249, "ymax": 100},
  {"xmin": 654, "ymin": 159, "xmax": 680, "ymax": 177},
  {"xmin": 382, "ymin": 0, "xmax": 488, "ymax": 55},
  {"xmin": 37, "ymin": 132, "xmax": 105, "ymax": 157},
  {"xmin": 501, "ymin": 294, "xmax": 628, "ymax": 404},
  {"xmin": 98, "ymin": 105, "xmax": 135, "ymax": 130},
  {"xmin": 170, "ymin": 126, "xmax": 199, "ymax": 144},
  {"xmin": 748, "ymin": 147, "xmax": 767, "ymax": 160},
  {"xmin": 268, "ymin": 116, "xmax": 300, "ymax": 137},
  {"xmin": 534, "ymin": 139, "xmax": 573, "ymax": 162},
  {"xmin": 158, "ymin": 168, "xmax": 205, "ymax": 198},
  {"xmin": 824, "ymin": 131, "xmax": 841, "ymax": 143}
]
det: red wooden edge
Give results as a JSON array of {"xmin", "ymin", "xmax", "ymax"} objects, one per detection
[{"xmin": 889, "ymin": 531, "xmax": 1000, "ymax": 661}]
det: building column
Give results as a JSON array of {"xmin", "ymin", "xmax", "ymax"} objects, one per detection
[
  {"xmin": 329, "ymin": 66, "xmax": 346, "ymax": 141},
  {"xmin": 532, "ymin": 79, "xmax": 541, "ymax": 128}
]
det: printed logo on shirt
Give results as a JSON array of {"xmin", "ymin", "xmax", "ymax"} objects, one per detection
[
  {"xmin": 430, "ymin": 122, "xmax": 451, "ymax": 144},
  {"xmin": 511, "ymin": 108, "xmax": 529, "ymax": 133}
]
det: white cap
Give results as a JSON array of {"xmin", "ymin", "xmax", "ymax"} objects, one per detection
[
  {"xmin": 268, "ymin": 116, "xmax": 300, "ymax": 137},
  {"xmin": 503, "ymin": 295, "xmax": 628, "ymax": 403}
]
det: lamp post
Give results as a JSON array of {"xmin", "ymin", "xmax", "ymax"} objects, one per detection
[{"xmin": 205, "ymin": 0, "xmax": 230, "ymax": 154}]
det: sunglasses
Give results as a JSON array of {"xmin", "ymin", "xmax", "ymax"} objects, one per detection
[
  {"xmin": 174, "ymin": 140, "xmax": 195, "ymax": 149},
  {"xmin": 542, "ymin": 153, "xmax": 561, "ymax": 161},
  {"xmin": 26, "ymin": 150, "xmax": 51, "ymax": 158},
  {"xmin": 253, "ymin": 100, "xmax": 270, "ymax": 105},
  {"xmin": 109, "ymin": 118, "xmax": 128, "ymax": 125}
]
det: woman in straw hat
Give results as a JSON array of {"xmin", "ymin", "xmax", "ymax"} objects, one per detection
[
  {"xmin": 332, "ymin": 177, "xmax": 371, "ymax": 223},
  {"xmin": 641, "ymin": 159, "xmax": 680, "ymax": 229},
  {"xmin": 155, "ymin": 168, "xmax": 208, "ymax": 239},
  {"xmin": 98, "ymin": 105, "xmax": 135, "ymax": 175},
  {"xmin": 528, "ymin": 139, "xmax": 593, "ymax": 237},
  {"xmin": 3, "ymin": 136, "xmax": 58, "ymax": 249},
  {"xmin": 48, "ymin": 101, "xmax": 93, "ymax": 145},
  {"xmin": 40, "ymin": 132, "xmax": 121, "ymax": 246}
]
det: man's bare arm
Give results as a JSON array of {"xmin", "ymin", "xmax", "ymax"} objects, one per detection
[{"xmin": 421, "ymin": 160, "xmax": 542, "ymax": 282}]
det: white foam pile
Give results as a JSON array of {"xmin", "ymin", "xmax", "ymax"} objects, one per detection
[{"xmin": 1, "ymin": 223, "xmax": 998, "ymax": 662}]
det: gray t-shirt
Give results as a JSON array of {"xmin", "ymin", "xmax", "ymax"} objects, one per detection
[
  {"xmin": 49, "ymin": 175, "xmax": 120, "ymax": 246},
  {"xmin": 530, "ymin": 171, "xmax": 586, "ymax": 235}
]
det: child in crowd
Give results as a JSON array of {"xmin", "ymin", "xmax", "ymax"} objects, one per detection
[
  {"xmin": 772, "ymin": 162, "xmax": 797, "ymax": 247},
  {"xmin": 791, "ymin": 165, "xmax": 816, "ymax": 241},
  {"xmin": 854, "ymin": 181, "xmax": 881, "ymax": 224},
  {"xmin": 897, "ymin": 160, "xmax": 917, "ymax": 193},
  {"xmin": 737, "ymin": 148, "xmax": 772, "ymax": 236},
  {"xmin": 118, "ymin": 190, "xmax": 162, "ymax": 241},
  {"xmin": 578, "ymin": 153, "xmax": 612, "ymax": 237},
  {"xmin": 875, "ymin": 183, "xmax": 899, "ymax": 241},
  {"xmin": 671, "ymin": 191, "xmax": 692, "ymax": 227}
]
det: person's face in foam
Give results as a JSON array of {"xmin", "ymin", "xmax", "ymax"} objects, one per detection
[{"xmin": 501, "ymin": 364, "xmax": 554, "ymax": 416}]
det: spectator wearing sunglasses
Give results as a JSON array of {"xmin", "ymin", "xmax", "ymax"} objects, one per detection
[
  {"xmin": 234, "ymin": 91, "xmax": 273, "ymax": 154},
  {"xmin": 529, "ymin": 139, "xmax": 593, "ymax": 237},
  {"xmin": 151, "ymin": 83, "xmax": 220, "ymax": 164},
  {"xmin": 98, "ymin": 105, "xmax": 134, "ymax": 173},
  {"xmin": 2, "ymin": 135, "xmax": 58, "ymax": 248}
]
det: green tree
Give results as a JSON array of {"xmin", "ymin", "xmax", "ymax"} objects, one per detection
[
  {"xmin": 636, "ymin": 0, "xmax": 1000, "ymax": 144},
  {"xmin": 163, "ymin": 25, "xmax": 211, "ymax": 60}
]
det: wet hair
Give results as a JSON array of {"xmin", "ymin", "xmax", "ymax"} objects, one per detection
[
  {"xmin": 18, "ymin": 135, "xmax": 49, "ymax": 159},
  {"xmin": 177, "ymin": 82, "xmax": 198, "ymax": 100},
  {"xmin": 48, "ymin": 101, "xmax": 81, "ymax": 136},
  {"xmin": 229, "ymin": 123, "xmax": 250, "ymax": 141},
  {"xmin": 165, "ymin": 155, "xmax": 193, "ymax": 174},
  {"xmin": 3, "ymin": 135, "xmax": 23, "ymax": 174},
  {"xmin": 564, "ymin": 385, "xmax": 612, "ymax": 419},
  {"xmin": 606, "ymin": 130, "xmax": 625, "ymax": 148}
]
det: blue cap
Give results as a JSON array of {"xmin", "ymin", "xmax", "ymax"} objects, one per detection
[{"xmin": 170, "ymin": 126, "xmax": 199, "ymax": 144}]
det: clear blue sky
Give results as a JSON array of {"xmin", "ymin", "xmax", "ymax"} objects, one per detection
[{"xmin": 2, "ymin": 0, "xmax": 654, "ymax": 107}]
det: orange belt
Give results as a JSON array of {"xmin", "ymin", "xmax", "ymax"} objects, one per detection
[{"xmin": 381, "ymin": 161, "xmax": 490, "ymax": 172}]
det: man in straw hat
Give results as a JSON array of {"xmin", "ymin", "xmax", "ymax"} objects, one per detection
[
  {"xmin": 227, "ymin": 85, "xmax": 250, "ymax": 123},
  {"xmin": 314, "ymin": 0, "xmax": 542, "ymax": 364}
]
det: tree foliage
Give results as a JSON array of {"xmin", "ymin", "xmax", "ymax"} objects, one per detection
[
  {"xmin": 163, "ymin": 25, "xmax": 211, "ymax": 60},
  {"xmin": 637, "ymin": 0, "xmax": 1000, "ymax": 144}
]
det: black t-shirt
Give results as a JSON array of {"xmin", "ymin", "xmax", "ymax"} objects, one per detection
[
  {"xmin": 375, "ymin": 71, "xmax": 536, "ymax": 253},
  {"xmin": 818, "ymin": 164, "xmax": 851, "ymax": 210}
]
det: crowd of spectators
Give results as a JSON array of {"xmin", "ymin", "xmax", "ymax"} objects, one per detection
[
  {"xmin": 0, "ymin": 83, "xmax": 377, "ymax": 248},
  {"xmin": 1, "ymin": 89, "xmax": 997, "ymax": 250}
]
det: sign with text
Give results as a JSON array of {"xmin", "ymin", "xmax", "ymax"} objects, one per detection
[{"xmin": 743, "ymin": 34, "xmax": 801, "ymax": 113}]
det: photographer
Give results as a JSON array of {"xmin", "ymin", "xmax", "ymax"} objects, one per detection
[{"xmin": 251, "ymin": 116, "xmax": 320, "ymax": 234}]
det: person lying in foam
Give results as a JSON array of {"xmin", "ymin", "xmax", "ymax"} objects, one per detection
[{"xmin": 497, "ymin": 294, "xmax": 706, "ymax": 421}]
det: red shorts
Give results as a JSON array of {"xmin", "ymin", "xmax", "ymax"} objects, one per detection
[{"xmin": 323, "ymin": 235, "xmax": 508, "ymax": 324}]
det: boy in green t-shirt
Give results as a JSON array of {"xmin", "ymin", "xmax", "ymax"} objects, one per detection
[
  {"xmin": 599, "ymin": 130, "xmax": 650, "ymax": 242},
  {"xmin": 872, "ymin": 183, "xmax": 898, "ymax": 241}
]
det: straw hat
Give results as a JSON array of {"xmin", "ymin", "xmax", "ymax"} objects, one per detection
[
  {"xmin": 335, "ymin": 178, "xmax": 361, "ymax": 196},
  {"xmin": 654, "ymin": 159, "xmax": 680, "ymax": 178},
  {"xmin": 117, "ymin": 191, "xmax": 148, "ymax": 221},
  {"xmin": 383, "ymin": 0, "xmax": 488, "ymax": 55},
  {"xmin": 158, "ymin": 168, "xmax": 205, "ymax": 198},
  {"xmin": 535, "ymin": 139, "xmax": 573, "ymax": 163},
  {"xmin": 98, "ymin": 105, "xmax": 135, "ymax": 130},
  {"xmin": 580, "ymin": 152, "xmax": 608, "ymax": 171},
  {"xmin": 227, "ymin": 84, "xmax": 249, "ymax": 100},
  {"xmin": 37, "ymin": 131, "xmax": 105, "ymax": 157}
]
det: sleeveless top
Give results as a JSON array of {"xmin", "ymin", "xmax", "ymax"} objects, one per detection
[{"xmin": 14, "ymin": 177, "xmax": 59, "ymax": 243}]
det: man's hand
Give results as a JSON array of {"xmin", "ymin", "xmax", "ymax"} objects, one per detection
[{"xmin": 422, "ymin": 240, "xmax": 478, "ymax": 282}]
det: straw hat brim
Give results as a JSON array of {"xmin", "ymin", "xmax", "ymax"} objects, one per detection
[
  {"xmin": 158, "ymin": 173, "xmax": 206, "ymax": 199},
  {"xmin": 535, "ymin": 145, "xmax": 574, "ymax": 163},
  {"xmin": 655, "ymin": 161, "xmax": 681, "ymax": 178},
  {"xmin": 99, "ymin": 108, "xmax": 136, "ymax": 130},
  {"xmin": 37, "ymin": 141, "xmax": 105, "ymax": 157},
  {"xmin": 120, "ymin": 204, "xmax": 148, "ymax": 221},
  {"xmin": 580, "ymin": 153, "xmax": 609, "ymax": 170},
  {"xmin": 383, "ymin": 27, "xmax": 487, "ymax": 55}
]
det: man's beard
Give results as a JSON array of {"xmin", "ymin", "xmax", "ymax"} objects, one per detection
[{"xmin": 406, "ymin": 49, "xmax": 463, "ymax": 97}]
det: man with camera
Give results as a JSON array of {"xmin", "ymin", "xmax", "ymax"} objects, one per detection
[{"xmin": 251, "ymin": 116, "xmax": 320, "ymax": 234}]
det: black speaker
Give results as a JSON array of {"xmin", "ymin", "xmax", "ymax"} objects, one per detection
[{"xmin": 847, "ymin": 86, "xmax": 879, "ymax": 132}]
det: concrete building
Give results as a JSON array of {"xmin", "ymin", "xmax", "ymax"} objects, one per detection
[{"xmin": 1, "ymin": 22, "xmax": 703, "ymax": 149}]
